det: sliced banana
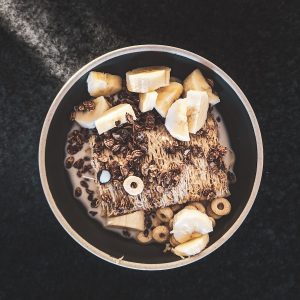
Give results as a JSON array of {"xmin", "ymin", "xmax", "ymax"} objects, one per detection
[
  {"xmin": 171, "ymin": 208, "xmax": 213, "ymax": 243},
  {"xmin": 155, "ymin": 82, "xmax": 183, "ymax": 117},
  {"xmin": 172, "ymin": 234, "xmax": 209, "ymax": 257},
  {"xmin": 126, "ymin": 66, "xmax": 171, "ymax": 93},
  {"xmin": 165, "ymin": 98, "xmax": 190, "ymax": 142},
  {"xmin": 75, "ymin": 96, "xmax": 111, "ymax": 129},
  {"xmin": 186, "ymin": 90, "xmax": 209, "ymax": 134},
  {"xmin": 106, "ymin": 210, "xmax": 145, "ymax": 231},
  {"xmin": 139, "ymin": 91, "xmax": 158, "ymax": 112},
  {"xmin": 95, "ymin": 103, "xmax": 136, "ymax": 135},
  {"xmin": 183, "ymin": 69, "xmax": 219, "ymax": 105},
  {"xmin": 184, "ymin": 69, "xmax": 211, "ymax": 91},
  {"xmin": 87, "ymin": 71, "xmax": 122, "ymax": 97}
]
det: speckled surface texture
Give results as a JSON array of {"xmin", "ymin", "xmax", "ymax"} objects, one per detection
[{"xmin": 0, "ymin": 0, "xmax": 299, "ymax": 299}]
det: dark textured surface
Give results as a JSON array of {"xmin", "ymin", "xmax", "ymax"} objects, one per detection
[{"xmin": 0, "ymin": 0, "xmax": 299, "ymax": 299}]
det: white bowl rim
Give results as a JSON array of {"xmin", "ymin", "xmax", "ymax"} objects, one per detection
[{"xmin": 39, "ymin": 44, "xmax": 264, "ymax": 271}]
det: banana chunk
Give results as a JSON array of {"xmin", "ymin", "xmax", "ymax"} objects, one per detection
[
  {"xmin": 172, "ymin": 234, "xmax": 209, "ymax": 257},
  {"xmin": 139, "ymin": 91, "xmax": 158, "ymax": 112},
  {"xmin": 186, "ymin": 90, "xmax": 209, "ymax": 134},
  {"xmin": 171, "ymin": 208, "xmax": 213, "ymax": 243},
  {"xmin": 87, "ymin": 71, "xmax": 122, "ymax": 97},
  {"xmin": 75, "ymin": 96, "xmax": 111, "ymax": 129},
  {"xmin": 126, "ymin": 66, "xmax": 171, "ymax": 93},
  {"xmin": 183, "ymin": 69, "xmax": 219, "ymax": 105},
  {"xmin": 155, "ymin": 82, "xmax": 183, "ymax": 117},
  {"xmin": 106, "ymin": 211, "xmax": 145, "ymax": 231},
  {"xmin": 95, "ymin": 103, "xmax": 136, "ymax": 135},
  {"xmin": 165, "ymin": 98, "xmax": 190, "ymax": 142}
]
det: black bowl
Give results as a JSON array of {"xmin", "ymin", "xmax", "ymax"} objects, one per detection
[{"xmin": 39, "ymin": 45, "xmax": 263, "ymax": 270}]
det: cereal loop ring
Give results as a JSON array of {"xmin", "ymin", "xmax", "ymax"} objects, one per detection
[
  {"xmin": 171, "ymin": 204, "xmax": 182, "ymax": 212},
  {"xmin": 123, "ymin": 176, "xmax": 144, "ymax": 196},
  {"xmin": 184, "ymin": 205, "xmax": 197, "ymax": 210},
  {"xmin": 136, "ymin": 231, "xmax": 153, "ymax": 244},
  {"xmin": 190, "ymin": 202, "xmax": 206, "ymax": 213},
  {"xmin": 169, "ymin": 218, "xmax": 174, "ymax": 229},
  {"xmin": 156, "ymin": 207, "xmax": 173, "ymax": 223},
  {"xmin": 211, "ymin": 198, "xmax": 231, "ymax": 216},
  {"xmin": 206, "ymin": 204, "xmax": 222, "ymax": 219},
  {"xmin": 152, "ymin": 225, "xmax": 170, "ymax": 243},
  {"xmin": 151, "ymin": 215, "xmax": 162, "ymax": 228}
]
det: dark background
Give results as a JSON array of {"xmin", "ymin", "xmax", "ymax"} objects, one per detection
[{"xmin": 0, "ymin": 0, "xmax": 299, "ymax": 299}]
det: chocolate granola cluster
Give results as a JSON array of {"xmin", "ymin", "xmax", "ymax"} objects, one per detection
[
  {"xmin": 141, "ymin": 161, "xmax": 183, "ymax": 194},
  {"xmin": 66, "ymin": 128, "xmax": 90, "ymax": 155},
  {"xmin": 89, "ymin": 88, "xmax": 166, "ymax": 188},
  {"xmin": 164, "ymin": 142, "xmax": 204, "ymax": 164},
  {"xmin": 70, "ymin": 100, "xmax": 96, "ymax": 121}
]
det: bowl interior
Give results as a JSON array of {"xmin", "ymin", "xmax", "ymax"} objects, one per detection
[{"xmin": 45, "ymin": 51, "xmax": 257, "ymax": 264}]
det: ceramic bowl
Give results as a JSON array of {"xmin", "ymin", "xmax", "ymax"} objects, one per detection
[{"xmin": 39, "ymin": 45, "xmax": 263, "ymax": 270}]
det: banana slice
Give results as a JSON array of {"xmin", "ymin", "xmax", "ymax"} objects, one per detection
[
  {"xmin": 155, "ymin": 82, "xmax": 183, "ymax": 117},
  {"xmin": 139, "ymin": 91, "xmax": 158, "ymax": 112},
  {"xmin": 87, "ymin": 71, "xmax": 122, "ymax": 97},
  {"xmin": 75, "ymin": 96, "xmax": 111, "ymax": 129},
  {"xmin": 172, "ymin": 234, "xmax": 209, "ymax": 257},
  {"xmin": 171, "ymin": 208, "xmax": 213, "ymax": 243},
  {"xmin": 95, "ymin": 103, "xmax": 136, "ymax": 135},
  {"xmin": 126, "ymin": 66, "xmax": 171, "ymax": 93},
  {"xmin": 183, "ymin": 69, "xmax": 220, "ymax": 105},
  {"xmin": 165, "ymin": 98, "xmax": 190, "ymax": 142},
  {"xmin": 186, "ymin": 90, "xmax": 209, "ymax": 134},
  {"xmin": 106, "ymin": 211, "xmax": 145, "ymax": 231}
]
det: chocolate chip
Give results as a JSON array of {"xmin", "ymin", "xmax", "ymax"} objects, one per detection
[
  {"xmin": 74, "ymin": 187, "xmax": 82, "ymax": 197},
  {"xmin": 91, "ymin": 199, "xmax": 99, "ymax": 208},
  {"xmin": 82, "ymin": 164, "xmax": 93, "ymax": 173},
  {"xmin": 122, "ymin": 230, "xmax": 131, "ymax": 237},
  {"xmin": 65, "ymin": 156, "xmax": 74, "ymax": 168},
  {"xmin": 86, "ymin": 188, "xmax": 94, "ymax": 195},
  {"xmin": 89, "ymin": 211, "xmax": 98, "ymax": 216},
  {"xmin": 87, "ymin": 193, "xmax": 94, "ymax": 201},
  {"xmin": 80, "ymin": 180, "xmax": 89, "ymax": 188},
  {"xmin": 73, "ymin": 158, "xmax": 84, "ymax": 169}
]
